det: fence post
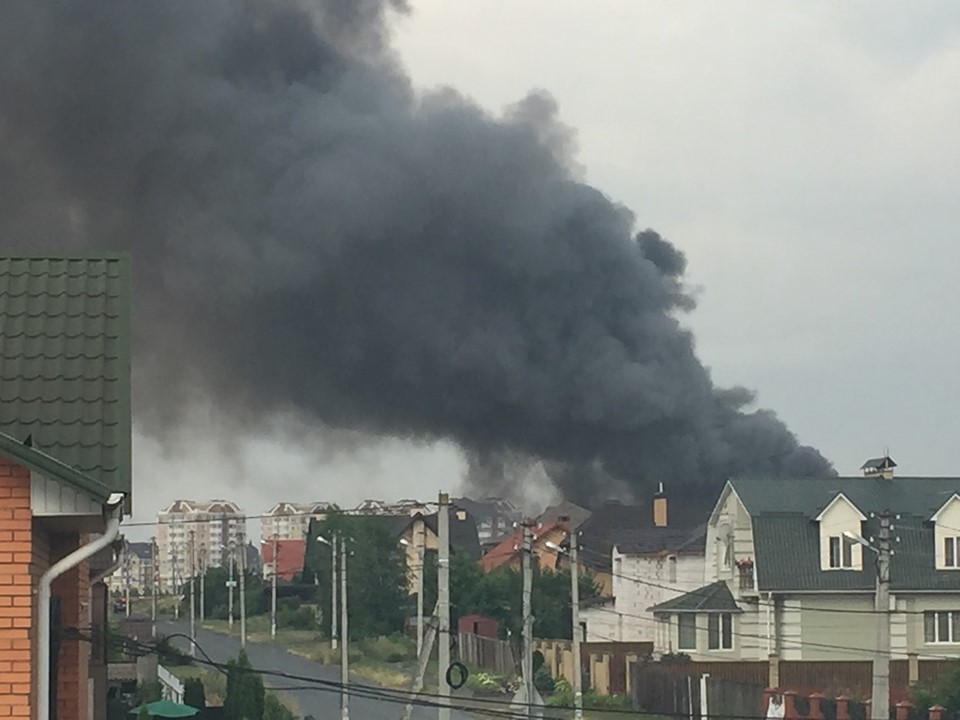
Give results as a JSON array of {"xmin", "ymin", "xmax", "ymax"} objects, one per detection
[
  {"xmin": 930, "ymin": 705, "xmax": 946, "ymax": 720},
  {"xmin": 896, "ymin": 701, "xmax": 913, "ymax": 720},
  {"xmin": 836, "ymin": 696, "xmax": 850, "ymax": 720},
  {"xmin": 783, "ymin": 690, "xmax": 798, "ymax": 720},
  {"xmin": 809, "ymin": 692, "xmax": 825, "ymax": 720},
  {"xmin": 768, "ymin": 653, "xmax": 781, "ymax": 689},
  {"xmin": 700, "ymin": 674, "xmax": 709, "ymax": 720},
  {"xmin": 908, "ymin": 653, "xmax": 919, "ymax": 685}
]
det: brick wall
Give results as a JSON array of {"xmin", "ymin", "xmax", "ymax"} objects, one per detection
[
  {"xmin": 0, "ymin": 457, "xmax": 35, "ymax": 719},
  {"xmin": 0, "ymin": 456, "xmax": 91, "ymax": 720}
]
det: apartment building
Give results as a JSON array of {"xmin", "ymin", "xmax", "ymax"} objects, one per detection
[
  {"xmin": 261, "ymin": 501, "xmax": 334, "ymax": 541},
  {"xmin": 155, "ymin": 499, "xmax": 246, "ymax": 590}
]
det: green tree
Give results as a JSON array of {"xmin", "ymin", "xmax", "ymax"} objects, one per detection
[
  {"xmin": 183, "ymin": 677, "xmax": 206, "ymax": 710},
  {"xmin": 224, "ymin": 650, "xmax": 265, "ymax": 720},
  {"xmin": 304, "ymin": 512, "xmax": 408, "ymax": 639},
  {"xmin": 263, "ymin": 693, "xmax": 295, "ymax": 720}
]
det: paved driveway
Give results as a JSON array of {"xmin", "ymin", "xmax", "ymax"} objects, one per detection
[{"xmin": 158, "ymin": 621, "xmax": 473, "ymax": 720}]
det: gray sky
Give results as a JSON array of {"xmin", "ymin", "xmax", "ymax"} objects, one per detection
[{"xmin": 127, "ymin": 1, "xmax": 960, "ymax": 536}]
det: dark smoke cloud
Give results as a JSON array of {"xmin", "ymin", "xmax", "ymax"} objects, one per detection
[{"xmin": 0, "ymin": 1, "xmax": 833, "ymax": 502}]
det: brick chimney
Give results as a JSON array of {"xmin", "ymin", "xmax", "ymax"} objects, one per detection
[{"xmin": 653, "ymin": 483, "xmax": 667, "ymax": 527}]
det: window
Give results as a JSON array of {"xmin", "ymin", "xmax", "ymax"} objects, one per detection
[
  {"xmin": 925, "ymin": 611, "xmax": 960, "ymax": 644},
  {"xmin": 668, "ymin": 556, "xmax": 678, "ymax": 584},
  {"xmin": 828, "ymin": 536, "xmax": 854, "ymax": 569},
  {"xmin": 945, "ymin": 538, "xmax": 960, "ymax": 568},
  {"xmin": 738, "ymin": 562, "xmax": 755, "ymax": 591},
  {"xmin": 708, "ymin": 613, "xmax": 734, "ymax": 650},
  {"xmin": 678, "ymin": 614, "xmax": 697, "ymax": 650}
]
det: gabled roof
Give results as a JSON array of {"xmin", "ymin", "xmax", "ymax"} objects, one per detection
[
  {"xmin": 731, "ymin": 475, "xmax": 960, "ymax": 592},
  {"xmin": 649, "ymin": 581, "xmax": 742, "ymax": 614},
  {"xmin": 814, "ymin": 492, "xmax": 866, "ymax": 522},
  {"xmin": 861, "ymin": 456, "xmax": 897, "ymax": 472},
  {"xmin": 0, "ymin": 254, "xmax": 131, "ymax": 495},
  {"xmin": 931, "ymin": 494, "xmax": 960, "ymax": 522},
  {"xmin": 0, "ymin": 429, "xmax": 111, "ymax": 502},
  {"xmin": 479, "ymin": 522, "xmax": 564, "ymax": 572},
  {"xmin": 126, "ymin": 542, "xmax": 153, "ymax": 561}
]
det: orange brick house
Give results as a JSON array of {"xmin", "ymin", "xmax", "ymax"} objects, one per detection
[{"xmin": 0, "ymin": 254, "xmax": 131, "ymax": 720}]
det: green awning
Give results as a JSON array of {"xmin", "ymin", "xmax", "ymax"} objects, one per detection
[{"xmin": 129, "ymin": 700, "xmax": 199, "ymax": 718}]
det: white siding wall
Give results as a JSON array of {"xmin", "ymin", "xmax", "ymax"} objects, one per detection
[
  {"xmin": 934, "ymin": 497, "xmax": 960, "ymax": 569},
  {"xmin": 817, "ymin": 496, "xmax": 865, "ymax": 571}
]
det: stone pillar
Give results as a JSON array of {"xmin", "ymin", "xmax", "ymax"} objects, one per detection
[
  {"xmin": 561, "ymin": 649, "xmax": 574, "ymax": 684},
  {"xmin": 783, "ymin": 691, "xmax": 799, "ymax": 720},
  {"xmin": 625, "ymin": 654, "xmax": 638, "ymax": 695},
  {"xmin": 909, "ymin": 653, "xmax": 920, "ymax": 685},
  {"xmin": 809, "ymin": 692, "xmax": 825, "ymax": 720},
  {"xmin": 768, "ymin": 652, "xmax": 781, "ymax": 689},
  {"xmin": 836, "ymin": 696, "xmax": 851, "ymax": 720},
  {"xmin": 896, "ymin": 700, "xmax": 914, "ymax": 720},
  {"xmin": 930, "ymin": 705, "xmax": 947, "ymax": 720}
]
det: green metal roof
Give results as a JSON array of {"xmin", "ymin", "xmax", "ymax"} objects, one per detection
[
  {"xmin": 730, "ymin": 477, "xmax": 960, "ymax": 593},
  {"xmin": 649, "ymin": 581, "xmax": 742, "ymax": 614},
  {"xmin": 0, "ymin": 254, "xmax": 131, "ymax": 497}
]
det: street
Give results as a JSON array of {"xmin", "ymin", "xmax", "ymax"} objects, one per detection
[{"xmin": 158, "ymin": 621, "xmax": 474, "ymax": 720}]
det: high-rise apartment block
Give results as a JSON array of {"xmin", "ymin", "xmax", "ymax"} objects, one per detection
[
  {"xmin": 260, "ymin": 502, "xmax": 334, "ymax": 541},
  {"xmin": 155, "ymin": 500, "xmax": 246, "ymax": 591}
]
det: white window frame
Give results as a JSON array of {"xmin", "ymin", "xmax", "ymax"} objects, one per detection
[
  {"xmin": 827, "ymin": 535, "xmax": 855, "ymax": 569},
  {"xmin": 945, "ymin": 537, "xmax": 960, "ymax": 569},
  {"xmin": 708, "ymin": 613, "xmax": 734, "ymax": 650},
  {"xmin": 677, "ymin": 614, "xmax": 697, "ymax": 650},
  {"xmin": 925, "ymin": 611, "xmax": 960, "ymax": 644}
]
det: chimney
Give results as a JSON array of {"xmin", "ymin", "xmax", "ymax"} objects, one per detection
[
  {"xmin": 653, "ymin": 482, "xmax": 668, "ymax": 527},
  {"xmin": 860, "ymin": 455, "xmax": 897, "ymax": 479}
]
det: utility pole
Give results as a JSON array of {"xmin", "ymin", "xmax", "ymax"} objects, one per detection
[
  {"xmin": 239, "ymin": 541, "xmax": 247, "ymax": 647},
  {"xmin": 151, "ymin": 537, "xmax": 158, "ymax": 638},
  {"xmin": 401, "ymin": 601, "xmax": 441, "ymax": 720},
  {"xmin": 200, "ymin": 553, "xmax": 206, "ymax": 623},
  {"xmin": 340, "ymin": 534, "xmax": 350, "ymax": 720},
  {"xmin": 568, "ymin": 523, "xmax": 583, "ymax": 720},
  {"xmin": 124, "ymin": 544, "xmax": 131, "ymax": 617},
  {"xmin": 521, "ymin": 519, "xmax": 535, "ymax": 719},
  {"xmin": 872, "ymin": 511, "xmax": 893, "ymax": 720},
  {"xmin": 416, "ymin": 541, "xmax": 425, "ymax": 658},
  {"xmin": 227, "ymin": 543, "xmax": 235, "ymax": 629},
  {"xmin": 331, "ymin": 533, "xmax": 338, "ymax": 650},
  {"xmin": 172, "ymin": 536, "xmax": 180, "ymax": 620},
  {"xmin": 271, "ymin": 534, "xmax": 279, "ymax": 639},
  {"xmin": 438, "ymin": 492, "xmax": 451, "ymax": 720},
  {"xmin": 189, "ymin": 530, "xmax": 196, "ymax": 657}
]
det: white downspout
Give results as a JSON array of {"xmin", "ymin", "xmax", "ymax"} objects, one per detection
[
  {"xmin": 90, "ymin": 540, "xmax": 125, "ymax": 587},
  {"xmin": 39, "ymin": 501, "xmax": 123, "ymax": 720}
]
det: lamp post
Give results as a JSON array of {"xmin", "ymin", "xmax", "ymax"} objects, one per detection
[
  {"xmin": 400, "ymin": 537, "xmax": 425, "ymax": 657},
  {"xmin": 844, "ymin": 516, "xmax": 893, "ymax": 720},
  {"xmin": 317, "ymin": 534, "xmax": 338, "ymax": 649}
]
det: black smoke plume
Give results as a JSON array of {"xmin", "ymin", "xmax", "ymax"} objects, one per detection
[{"xmin": 0, "ymin": 1, "xmax": 833, "ymax": 502}]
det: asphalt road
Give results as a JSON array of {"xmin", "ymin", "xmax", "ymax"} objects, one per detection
[{"xmin": 158, "ymin": 620, "xmax": 474, "ymax": 720}]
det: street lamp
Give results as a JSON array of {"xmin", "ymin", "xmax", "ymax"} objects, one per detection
[
  {"xmin": 545, "ymin": 533, "xmax": 583, "ymax": 720},
  {"xmin": 317, "ymin": 535, "xmax": 338, "ymax": 649},
  {"xmin": 400, "ymin": 537, "xmax": 425, "ymax": 657},
  {"xmin": 221, "ymin": 543, "xmax": 237, "ymax": 629},
  {"xmin": 842, "ymin": 530, "xmax": 877, "ymax": 551}
]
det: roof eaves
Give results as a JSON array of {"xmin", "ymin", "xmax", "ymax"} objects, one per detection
[
  {"xmin": 814, "ymin": 492, "xmax": 867, "ymax": 522},
  {"xmin": 0, "ymin": 430, "xmax": 111, "ymax": 503}
]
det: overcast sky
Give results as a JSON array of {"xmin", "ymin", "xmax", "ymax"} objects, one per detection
[{"xmin": 127, "ymin": 1, "xmax": 960, "ymax": 537}]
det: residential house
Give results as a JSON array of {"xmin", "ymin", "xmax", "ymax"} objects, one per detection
[
  {"xmin": 650, "ymin": 460, "xmax": 960, "ymax": 677},
  {"xmin": 261, "ymin": 538, "xmax": 307, "ymax": 581},
  {"xmin": 479, "ymin": 520, "xmax": 568, "ymax": 573},
  {"xmin": 155, "ymin": 499, "xmax": 246, "ymax": 589},
  {"xmin": 261, "ymin": 501, "xmax": 334, "ymax": 542},
  {"xmin": 453, "ymin": 497, "xmax": 520, "ymax": 550},
  {"xmin": 580, "ymin": 487, "xmax": 707, "ymax": 642},
  {"xmin": 391, "ymin": 507, "xmax": 482, "ymax": 593},
  {"xmin": 107, "ymin": 541, "xmax": 154, "ymax": 596},
  {"xmin": 0, "ymin": 253, "xmax": 132, "ymax": 720},
  {"xmin": 538, "ymin": 499, "xmax": 592, "ymax": 531}
]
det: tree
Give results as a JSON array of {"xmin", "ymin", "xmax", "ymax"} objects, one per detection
[
  {"xmin": 224, "ymin": 650, "xmax": 264, "ymax": 720},
  {"xmin": 304, "ymin": 512, "xmax": 409, "ymax": 639},
  {"xmin": 183, "ymin": 677, "xmax": 206, "ymax": 710}
]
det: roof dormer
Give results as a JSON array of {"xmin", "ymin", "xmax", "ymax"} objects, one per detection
[
  {"xmin": 815, "ymin": 493, "xmax": 867, "ymax": 571},
  {"xmin": 931, "ymin": 494, "xmax": 960, "ymax": 570}
]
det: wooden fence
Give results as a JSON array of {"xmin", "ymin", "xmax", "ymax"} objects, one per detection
[
  {"xmin": 457, "ymin": 631, "xmax": 517, "ymax": 676},
  {"xmin": 630, "ymin": 661, "xmax": 765, "ymax": 720}
]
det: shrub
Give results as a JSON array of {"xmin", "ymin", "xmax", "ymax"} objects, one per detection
[
  {"xmin": 263, "ymin": 693, "xmax": 295, "ymax": 720},
  {"xmin": 466, "ymin": 671, "xmax": 504, "ymax": 695},
  {"xmin": 534, "ymin": 664, "xmax": 555, "ymax": 694},
  {"xmin": 356, "ymin": 634, "xmax": 416, "ymax": 663}
]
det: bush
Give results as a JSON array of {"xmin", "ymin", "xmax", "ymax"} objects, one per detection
[
  {"xmin": 534, "ymin": 664, "xmax": 555, "ymax": 694},
  {"xmin": 263, "ymin": 693, "xmax": 295, "ymax": 720},
  {"xmin": 183, "ymin": 678, "xmax": 206, "ymax": 710},
  {"xmin": 276, "ymin": 604, "xmax": 316, "ymax": 630},
  {"xmin": 466, "ymin": 671, "xmax": 505, "ymax": 695},
  {"xmin": 356, "ymin": 634, "xmax": 416, "ymax": 663}
]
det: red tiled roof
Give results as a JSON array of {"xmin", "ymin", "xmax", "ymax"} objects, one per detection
[
  {"xmin": 478, "ymin": 522, "xmax": 564, "ymax": 572},
  {"xmin": 261, "ymin": 539, "xmax": 306, "ymax": 581}
]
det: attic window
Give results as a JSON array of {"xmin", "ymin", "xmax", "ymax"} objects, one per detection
[
  {"xmin": 945, "ymin": 538, "xmax": 960, "ymax": 568},
  {"xmin": 828, "ymin": 536, "xmax": 854, "ymax": 569}
]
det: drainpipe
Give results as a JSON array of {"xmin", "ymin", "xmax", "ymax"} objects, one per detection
[
  {"xmin": 89, "ymin": 538, "xmax": 125, "ymax": 586},
  {"xmin": 39, "ymin": 497, "xmax": 124, "ymax": 720}
]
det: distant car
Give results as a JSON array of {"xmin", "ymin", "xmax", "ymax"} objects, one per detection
[{"xmin": 113, "ymin": 597, "xmax": 126, "ymax": 613}]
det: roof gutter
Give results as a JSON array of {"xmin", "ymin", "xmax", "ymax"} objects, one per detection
[{"xmin": 39, "ymin": 495, "xmax": 124, "ymax": 720}]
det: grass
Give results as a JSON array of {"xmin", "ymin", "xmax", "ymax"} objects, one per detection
[{"xmin": 128, "ymin": 595, "xmax": 179, "ymax": 614}]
